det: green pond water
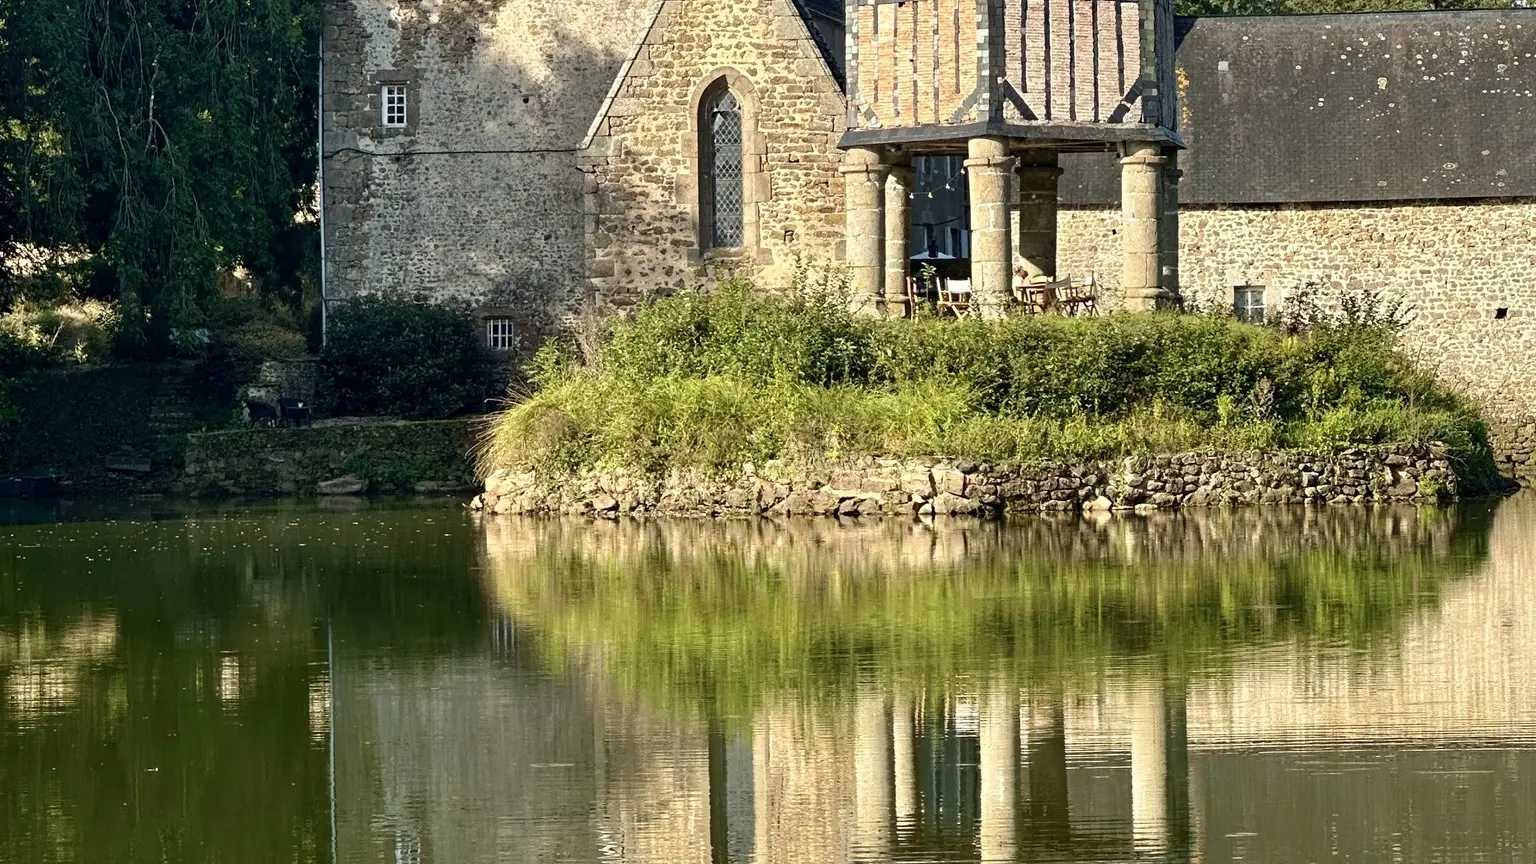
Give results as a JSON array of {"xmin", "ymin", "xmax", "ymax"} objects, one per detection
[{"xmin": 3, "ymin": 496, "xmax": 1536, "ymax": 863}]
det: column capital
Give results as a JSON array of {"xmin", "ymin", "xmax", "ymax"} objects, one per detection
[{"xmin": 1120, "ymin": 153, "xmax": 1168, "ymax": 168}]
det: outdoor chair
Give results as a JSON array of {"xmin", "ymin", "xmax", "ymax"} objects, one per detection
[
  {"xmin": 245, "ymin": 400, "xmax": 279, "ymax": 428},
  {"xmin": 277, "ymin": 397, "xmax": 312, "ymax": 427},
  {"xmin": 937, "ymin": 278, "xmax": 974, "ymax": 319},
  {"xmin": 1059, "ymin": 277, "xmax": 1099, "ymax": 316}
]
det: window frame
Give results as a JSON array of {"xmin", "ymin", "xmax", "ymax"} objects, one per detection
[
  {"xmin": 485, "ymin": 317, "xmax": 516, "ymax": 352},
  {"xmin": 381, "ymin": 84, "xmax": 408, "ymax": 129},
  {"xmin": 1233, "ymin": 283, "xmax": 1267, "ymax": 324},
  {"xmin": 700, "ymin": 85, "xmax": 745, "ymax": 250}
]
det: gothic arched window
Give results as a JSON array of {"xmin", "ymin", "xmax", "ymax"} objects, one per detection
[{"xmin": 701, "ymin": 87, "xmax": 744, "ymax": 249}]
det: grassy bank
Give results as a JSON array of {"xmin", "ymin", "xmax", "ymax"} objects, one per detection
[{"xmin": 480, "ymin": 283, "xmax": 1485, "ymax": 476}]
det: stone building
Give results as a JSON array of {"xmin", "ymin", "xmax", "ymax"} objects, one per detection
[{"xmin": 321, "ymin": 3, "xmax": 1536, "ymax": 449}]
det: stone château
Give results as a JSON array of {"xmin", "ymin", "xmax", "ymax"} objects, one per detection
[{"xmin": 320, "ymin": 1, "xmax": 1536, "ymax": 474}]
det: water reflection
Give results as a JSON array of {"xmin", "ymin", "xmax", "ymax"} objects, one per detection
[
  {"xmin": 2, "ymin": 499, "xmax": 1534, "ymax": 862},
  {"xmin": 474, "ymin": 503, "xmax": 1532, "ymax": 863}
]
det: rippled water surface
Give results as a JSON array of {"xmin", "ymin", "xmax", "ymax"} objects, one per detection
[{"xmin": 3, "ymin": 496, "xmax": 1536, "ymax": 863}]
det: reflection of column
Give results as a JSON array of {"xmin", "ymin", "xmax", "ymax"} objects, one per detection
[
  {"xmin": 979, "ymin": 682, "xmax": 1019, "ymax": 861},
  {"xmin": 1166, "ymin": 683, "xmax": 1192, "ymax": 862},
  {"xmin": 1025, "ymin": 697, "xmax": 1070, "ymax": 840},
  {"xmin": 1131, "ymin": 684, "xmax": 1190, "ymax": 857},
  {"xmin": 710, "ymin": 721, "xmax": 728, "ymax": 864},
  {"xmin": 892, "ymin": 693, "xmax": 917, "ymax": 834},
  {"xmin": 853, "ymin": 688, "xmax": 892, "ymax": 860}
]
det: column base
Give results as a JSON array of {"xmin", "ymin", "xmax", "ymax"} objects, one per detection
[{"xmin": 1123, "ymin": 287, "xmax": 1178, "ymax": 313}]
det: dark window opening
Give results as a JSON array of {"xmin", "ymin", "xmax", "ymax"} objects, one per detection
[
  {"xmin": 702, "ymin": 87, "xmax": 744, "ymax": 249},
  {"xmin": 1495, "ymin": 307, "xmax": 1509, "ymax": 320},
  {"xmin": 1234, "ymin": 284, "xmax": 1266, "ymax": 324}
]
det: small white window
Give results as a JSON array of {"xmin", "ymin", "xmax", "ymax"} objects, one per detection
[
  {"xmin": 486, "ymin": 317, "xmax": 516, "ymax": 351},
  {"xmin": 1234, "ymin": 283, "xmax": 1266, "ymax": 324},
  {"xmin": 382, "ymin": 85, "xmax": 408, "ymax": 128}
]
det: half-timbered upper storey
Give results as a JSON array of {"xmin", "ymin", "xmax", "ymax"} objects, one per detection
[{"xmin": 841, "ymin": 0, "xmax": 1181, "ymax": 150}]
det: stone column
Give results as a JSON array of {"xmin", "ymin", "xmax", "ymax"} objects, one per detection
[
  {"xmin": 853, "ymin": 687, "xmax": 892, "ymax": 861},
  {"xmin": 1015, "ymin": 154, "xmax": 1063, "ymax": 283},
  {"xmin": 840, "ymin": 146, "xmax": 888, "ymax": 314},
  {"xmin": 883, "ymin": 163, "xmax": 914, "ymax": 318},
  {"xmin": 979, "ymin": 681, "xmax": 1019, "ymax": 862},
  {"xmin": 891, "ymin": 693, "xmax": 917, "ymax": 835},
  {"xmin": 1120, "ymin": 142, "xmax": 1169, "ymax": 311},
  {"xmin": 1160, "ymin": 151, "xmax": 1183, "ymax": 307},
  {"xmin": 965, "ymin": 136, "xmax": 1016, "ymax": 317}
]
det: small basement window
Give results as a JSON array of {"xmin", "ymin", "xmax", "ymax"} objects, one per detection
[
  {"xmin": 382, "ymin": 85, "xmax": 408, "ymax": 128},
  {"xmin": 485, "ymin": 317, "xmax": 516, "ymax": 351},
  {"xmin": 1234, "ymin": 283, "xmax": 1266, "ymax": 324}
]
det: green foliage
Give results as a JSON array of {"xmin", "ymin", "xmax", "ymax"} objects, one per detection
[
  {"xmin": 0, "ymin": 365, "xmax": 170, "ymax": 474},
  {"xmin": 320, "ymin": 295, "xmax": 492, "ymax": 420},
  {"xmin": 0, "ymin": 298, "xmax": 120, "ymax": 374},
  {"xmin": 0, "ymin": 377, "xmax": 20, "ymax": 431},
  {"xmin": 0, "ymin": 0, "xmax": 321, "ymax": 347},
  {"xmin": 482, "ymin": 283, "xmax": 1483, "ymax": 476}
]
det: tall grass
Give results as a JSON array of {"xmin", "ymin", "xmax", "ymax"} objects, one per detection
[{"xmin": 481, "ymin": 281, "xmax": 1484, "ymax": 476}]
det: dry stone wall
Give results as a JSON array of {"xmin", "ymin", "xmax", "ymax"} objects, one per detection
[
  {"xmin": 582, "ymin": 0, "xmax": 846, "ymax": 307},
  {"xmin": 473, "ymin": 445, "xmax": 1466, "ymax": 518},
  {"xmin": 322, "ymin": 0, "xmax": 655, "ymax": 345}
]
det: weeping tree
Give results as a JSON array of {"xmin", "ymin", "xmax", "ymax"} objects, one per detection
[{"xmin": 0, "ymin": 0, "xmax": 321, "ymax": 352}]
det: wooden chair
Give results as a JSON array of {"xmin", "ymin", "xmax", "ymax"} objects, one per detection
[
  {"xmin": 937, "ymin": 278, "xmax": 974, "ymax": 318},
  {"xmin": 1059, "ymin": 276, "xmax": 1099, "ymax": 316}
]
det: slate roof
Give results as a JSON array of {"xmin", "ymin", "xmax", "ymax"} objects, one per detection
[
  {"xmin": 793, "ymin": 0, "xmax": 847, "ymax": 84},
  {"xmin": 1059, "ymin": 9, "xmax": 1536, "ymax": 205}
]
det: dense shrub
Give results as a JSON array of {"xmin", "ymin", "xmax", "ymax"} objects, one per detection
[
  {"xmin": 320, "ymin": 294, "xmax": 491, "ymax": 419},
  {"xmin": 483, "ymin": 282, "xmax": 1483, "ymax": 475},
  {"xmin": 1, "ymin": 298, "xmax": 120, "ymax": 375}
]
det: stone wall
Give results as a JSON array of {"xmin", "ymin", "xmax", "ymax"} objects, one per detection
[
  {"xmin": 1055, "ymin": 198, "xmax": 1536, "ymax": 479},
  {"xmin": 184, "ymin": 420, "xmax": 478, "ymax": 497},
  {"xmin": 473, "ymin": 445, "xmax": 1467, "ymax": 518},
  {"xmin": 582, "ymin": 0, "xmax": 846, "ymax": 306},
  {"xmin": 321, "ymin": 0, "xmax": 655, "ymax": 345},
  {"xmin": 1, "ymin": 363, "xmax": 211, "ymax": 495}
]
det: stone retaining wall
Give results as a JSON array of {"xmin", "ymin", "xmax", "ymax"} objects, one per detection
[
  {"xmin": 1487, "ymin": 418, "xmax": 1536, "ymax": 487},
  {"xmin": 184, "ymin": 419, "xmax": 478, "ymax": 497},
  {"xmin": 473, "ymin": 445, "xmax": 1468, "ymax": 518}
]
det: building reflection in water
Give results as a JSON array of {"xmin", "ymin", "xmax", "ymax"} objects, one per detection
[{"xmin": 316, "ymin": 500, "xmax": 1536, "ymax": 863}]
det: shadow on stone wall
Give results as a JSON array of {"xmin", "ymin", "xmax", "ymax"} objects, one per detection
[{"xmin": 324, "ymin": 1, "xmax": 643, "ymax": 351}]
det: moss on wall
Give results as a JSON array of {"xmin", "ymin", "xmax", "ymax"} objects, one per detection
[
  {"xmin": 0, "ymin": 363, "xmax": 214, "ymax": 493},
  {"xmin": 183, "ymin": 419, "xmax": 479, "ymax": 497}
]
